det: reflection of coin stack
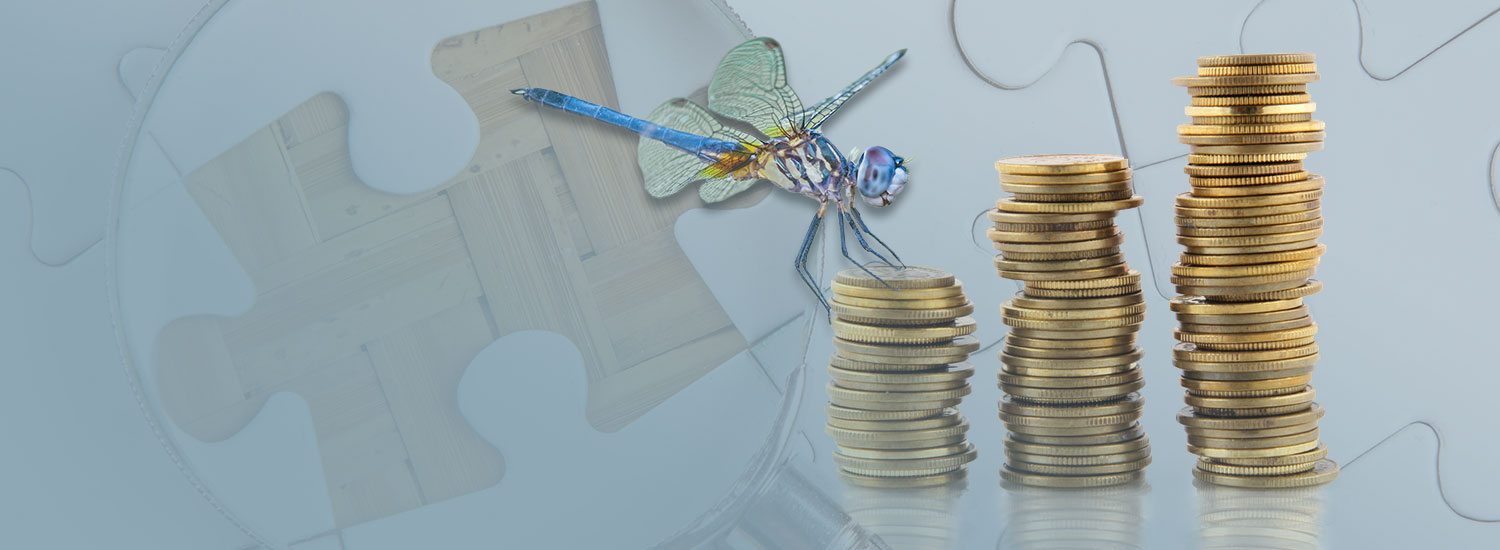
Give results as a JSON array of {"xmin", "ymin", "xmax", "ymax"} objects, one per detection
[
  {"xmin": 843, "ymin": 473, "xmax": 966, "ymax": 550},
  {"xmin": 1169, "ymin": 54, "xmax": 1337, "ymax": 488},
  {"xmin": 826, "ymin": 266, "xmax": 980, "ymax": 484},
  {"xmin": 1000, "ymin": 480, "xmax": 1147, "ymax": 550},
  {"xmin": 989, "ymin": 154, "xmax": 1152, "ymax": 488},
  {"xmin": 1196, "ymin": 482, "xmax": 1325, "ymax": 549}
]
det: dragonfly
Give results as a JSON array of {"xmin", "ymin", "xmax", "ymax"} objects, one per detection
[{"xmin": 513, "ymin": 37, "xmax": 910, "ymax": 313}]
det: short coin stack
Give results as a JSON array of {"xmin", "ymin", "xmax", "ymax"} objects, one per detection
[
  {"xmin": 1169, "ymin": 53, "xmax": 1337, "ymax": 487},
  {"xmin": 989, "ymin": 154, "xmax": 1152, "ymax": 488},
  {"xmin": 826, "ymin": 266, "xmax": 981, "ymax": 485}
]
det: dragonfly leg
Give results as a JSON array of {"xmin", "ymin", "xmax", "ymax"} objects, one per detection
[
  {"xmin": 837, "ymin": 209, "xmax": 898, "ymax": 291},
  {"xmin": 848, "ymin": 206, "xmax": 905, "ymax": 268},
  {"xmin": 844, "ymin": 207, "xmax": 898, "ymax": 268},
  {"xmin": 795, "ymin": 209, "xmax": 831, "ymax": 316}
]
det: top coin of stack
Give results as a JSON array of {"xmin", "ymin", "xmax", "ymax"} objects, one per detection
[
  {"xmin": 826, "ymin": 266, "xmax": 981, "ymax": 486},
  {"xmin": 989, "ymin": 154, "xmax": 1152, "ymax": 488},
  {"xmin": 1169, "ymin": 53, "xmax": 1336, "ymax": 488}
]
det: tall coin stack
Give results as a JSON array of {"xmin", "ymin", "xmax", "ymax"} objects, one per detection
[
  {"xmin": 990, "ymin": 154, "xmax": 1152, "ymax": 488},
  {"xmin": 826, "ymin": 265, "xmax": 981, "ymax": 485},
  {"xmin": 1169, "ymin": 53, "xmax": 1337, "ymax": 487}
]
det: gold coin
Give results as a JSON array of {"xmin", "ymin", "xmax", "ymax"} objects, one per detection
[
  {"xmin": 1006, "ymin": 447, "xmax": 1152, "ymax": 467},
  {"xmin": 1177, "ymin": 403, "xmax": 1324, "ymax": 430},
  {"xmin": 835, "ymin": 349, "xmax": 970, "ymax": 367},
  {"xmin": 1175, "ymin": 199, "xmax": 1319, "ymax": 218},
  {"xmin": 1170, "ymin": 268, "xmax": 1316, "ymax": 288},
  {"xmin": 1187, "ymin": 171, "xmax": 1312, "ymax": 188},
  {"xmin": 1178, "ymin": 218, "xmax": 1323, "ymax": 237},
  {"xmin": 996, "ymin": 196, "xmax": 1144, "ymax": 214},
  {"xmin": 836, "ymin": 446, "xmax": 978, "ymax": 476},
  {"xmin": 1176, "ymin": 355, "xmax": 1320, "ymax": 376},
  {"xmin": 1002, "ymin": 362, "xmax": 1138, "ymax": 379},
  {"xmin": 988, "ymin": 226, "xmax": 1120, "ymax": 243},
  {"xmin": 1003, "ymin": 433, "xmax": 1149, "ymax": 457},
  {"xmin": 829, "ymin": 363, "xmax": 974, "ymax": 386},
  {"xmin": 1179, "ymin": 316, "xmax": 1312, "ymax": 334},
  {"xmin": 1185, "ymin": 387, "xmax": 1315, "ymax": 410},
  {"xmin": 838, "ymin": 468, "xmax": 967, "ymax": 488},
  {"xmin": 1191, "ymin": 142, "xmax": 1325, "ymax": 155},
  {"xmin": 1024, "ymin": 269, "xmax": 1142, "ymax": 290},
  {"xmin": 1194, "ymin": 459, "xmax": 1338, "ymax": 488},
  {"xmin": 1182, "ymin": 239, "xmax": 1322, "ymax": 257},
  {"xmin": 1177, "ymin": 335, "xmax": 1315, "ymax": 352},
  {"xmin": 1192, "ymin": 113, "xmax": 1314, "ymax": 125},
  {"xmin": 1178, "ymin": 244, "xmax": 1326, "ymax": 265},
  {"xmin": 1186, "ymin": 84, "xmax": 1308, "ymax": 97},
  {"xmin": 1013, "ymin": 190, "xmax": 1137, "ymax": 203},
  {"xmin": 1189, "ymin": 152, "xmax": 1307, "ymax": 164},
  {"xmin": 996, "ymin": 154, "xmax": 1129, "ymax": 175},
  {"xmin": 831, "ymin": 303, "xmax": 975, "ymax": 327},
  {"xmin": 1205, "ymin": 279, "xmax": 1323, "ymax": 302},
  {"xmin": 1188, "ymin": 439, "xmax": 1319, "ymax": 459},
  {"xmin": 826, "ymin": 404, "xmax": 946, "ymax": 421},
  {"xmin": 1001, "ymin": 179, "xmax": 1133, "ymax": 194},
  {"xmin": 835, "ymin": 442, "xmax": 974, "ymax": 463},
  {"xmin": 1010, "ymin": 424, "xmax": 1145, "ymax": 446},
  {"xmin": 1180, "ymin": 363, "xmax": 1317, "ymax": 381},
  {"xmin": 826, "ymin": 417, "xmax": 971, "ymax": 442},
  {"xmin": 1176, "ymin": 189, "xmax": 1323, "ymax": 209},
  {"xmin": 1001, "ymin": 380, "xmax": 1144, "ymax": 403},
  {"xmin": 1174, "ymin": 304, "xmax": 1308, "ymax": 325},
  {"xmin": 999, "ymin": 366, "xmax": 1142, "ymax": 388},
  {"xmin": 828, "ymin": 382, "xmax": 972, "ymax": 403},
  {"xmin": 1003, "ymin": 301, "xmax": 1147, "ymax": 320},
  {"xmin": 1001, "ymin": 348, "xmax": 1145, "ymax": 368},
  {"xmin": 1000, "ymin": 465, "xmax": 1144, "ymax": 488},
  {"xmin": 847, "ymin": 435, "xmax": 967, "ymax": 450},
  {"xmin": 1001, "ymin": 246, "xmax": 1124, "ymax": 262},
  {"xmin": 1184, "ymin": 102, "xmax": 1316, "ymax": 117},
  {"xmin": 1173, "ymin": 73, "xmax": 1321, "ymax": 87},
  {"xmin": 826, "ymin": 409, "xmax": 963, "ymax": 431},
  {"xmin": 1179, "ymin": 131, "xmax": 1324, "ymax": 146},
  {"xmin": 1000, "ymin": 392, "xmax": 1144, "ymax": 417},
  {"xmin": 832, "ymin": 280, "xmax": 964, "ymax": 300},
  {"xmin": 1197, "ymin": 53, "xmax": 1316, "ymax": 66},
  {"xmin": 1191, "ymin": 180, "xmax": 1325, "ymax": 199},
  {"xmin": 1009, "ymin": 324, "xmax": 1140, "ymax": 339},
  {"xmin": 1000, "ymin": 407, "xmax": 1141, "ymax": 428},
  {"xmin": 833, "ymin": 378, "xmax": 968, "ymax": 393},
  {"xmin": 830, "ymin": 397, "xmax": 963, "ymax": 412},
  {"xmin": 1007, "ymin": 333, "xmax": 1136, "ymax": 349},
  {"xmin": 1184, "ymin": 420, "xmax": 1317, "ymax": 438},
  {"xmin": 993, "ymin": 217, "xmax": 1117, "ymax": 232},
  {"xmin": 832, "ymin": 293, "xmax": 968, "ymax": 309},
  {"xmin": 988, "ymin": 210, "xmax": 1115, "ymax": 224},
  {"xmin": 1170, "ymin": 295, "xmax": 1303, "ymax": 314},
  {"xmin": 1003, "ymin": 314, "xmax": 1146, "ymax": 331},
  {"xmin": 1184, "ymin": 161, "xmax": 1303, "ymax": 178},
  {"xmin": 1006, "ymin": 456, "xmax": 1150, "ymax": 476},
  {"xmin": 1205, "ymin": 443, "xmax": 1328, "ymax": 466},
  {"xmin": 1198, "ymin": 62, "xmax": 1317, "ymax": 76},
  {"xmin": 1011, "ymin": 291, "xmax": 1145, "ymax": 310},
  {"xmin": 1187, "ymin": 94, "xmax": 1315, "ymax": 108},
  {"xmin": 995, "ymin": 254, "xmax": 1127, "ymax": 273},
  {"xmin": 835, "ymin": 265, "xmax": 955, "ymax": 289},
  {"xmin": 834, "ymin": 335, "xmax": 981, "ymax": 358},
  {"xmin": 993, "ymin": 232, "xmax": 1124, "ymax": 253},
  {"xmin": 1003, "ymin": 343, "xmax": 1137, "ymax": 359},
  {"xmin": 1180, "ymin": 122, "xmax": 1323, "ymax": 139},
  {"xmin": 829, "ymin": 353, "xmax": 959, "ymax": 373},
  {"xmin": 1173, "ymin": 341, "xmax": 1317, "ymax": 362},
  {"xmin": 1187, "ymin": 427, "xmax": 1319, "ymax": 450},
  {"xmin": 1193, "ymin": 459, "xmax": 1314, "ymax": 476},
  {"xmin": 1171, "ymin": 259, "xmax": 1318, "ymax": 278},
  {"xmin": 833, "ymin": 317, "xmax": 978, "ymax": 345},
  {"xmin": 1176, "ymin": 221, "xmax": 1323, "ymax": 242},
  {"xmin": 999, "ymin": 169, "xmax": 1133, "ymax": 185}
]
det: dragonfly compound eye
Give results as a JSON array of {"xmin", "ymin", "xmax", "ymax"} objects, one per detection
[{"xmin": 856, "ymin": 146, "xmax": 900, "ymax": 198}]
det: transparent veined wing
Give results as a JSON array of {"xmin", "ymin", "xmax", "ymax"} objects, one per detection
[
  {"xmin": 637, "ymin": 97, "xmax": 766, "ymax": 202},
  {"xmin": 787, "ymin": 48, "xmax": 906, "ymax": 131},
  {"xmin": 708, "ymin": 37, "xmax": 804, "ymax": 138}
]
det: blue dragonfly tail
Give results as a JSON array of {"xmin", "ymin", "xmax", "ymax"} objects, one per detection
[{"xmin": 512, "ymin": 88, "xmax": 747, "ymax": 162}]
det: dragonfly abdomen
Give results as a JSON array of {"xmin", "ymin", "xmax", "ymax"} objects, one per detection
[{"xmin": 513, "ymin": 88, "xmax": 746, "ymax": 165}]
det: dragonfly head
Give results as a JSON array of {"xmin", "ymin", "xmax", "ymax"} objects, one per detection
[{"xmin": 854, "ymin": 146, "xmax": 908, "ymax": 207}]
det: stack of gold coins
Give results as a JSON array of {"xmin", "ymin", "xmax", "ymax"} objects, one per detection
[
  {"xmin": 826, "ymin": 265, "xmax": 980, "ymax": 484},
  {"xmin": 989, "ymin": 154, "xmax": 1152, "ymax": 488},
  {"xmin": 1169, "ymin": 53, "xmax": 1336, "ymax": 487}
]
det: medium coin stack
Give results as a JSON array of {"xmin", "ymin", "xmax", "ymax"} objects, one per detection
[
  {"xmin": 1169, "ymin": 53, "xmax": 1337, "ymax": 487},
  {"xmin": 990, "ymin": 154, "xmax": 1152, "ymax": 488},
  {"xmin": 826, "ymin": 265, "xmax": 981, "ymax": 484}
]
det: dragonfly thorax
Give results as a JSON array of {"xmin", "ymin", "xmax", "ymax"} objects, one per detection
[{"xmin": 758, "ymin": 131, "xmax": 853, "ymax": 202}]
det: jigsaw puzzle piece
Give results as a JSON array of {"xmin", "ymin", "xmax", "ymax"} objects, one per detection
[
  {"xmin": 1243, "ymin": 0, "xmax": 1500, "ymax": 518},
  {"xmin": 594, "ymin": 0, "xmax": 751, "ymax": 114},
  {"xmin": 1341, "ymin": 0, "xmax": 1500, "ymax": 79},
  {"xmin": 0, "ymin": 0, "xmax": 208, "ymax": 265},
  {"xmin": 0, "ymin": 172, "xmax": 254, "ymax": 549},
  {"xmin": 340, "ymin": 322, "xmax": 797, "ymax": 549}
]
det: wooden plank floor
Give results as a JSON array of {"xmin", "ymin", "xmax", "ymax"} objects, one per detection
[{"xmin": 153, "ymin": 1, "xmax": 762, "ymax": 527}]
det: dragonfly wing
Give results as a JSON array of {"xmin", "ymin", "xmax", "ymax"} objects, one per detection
[
  {"xmin": 638, "ymin": 97, "xmax": 765, "ymax": 201},
  {"xmin": 789, "ymin": 48, "xmax": 906, "ymax": 130},
  {"xmin": 708, "ymin": 37, "xmax": 805, "ymax": 138}
]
